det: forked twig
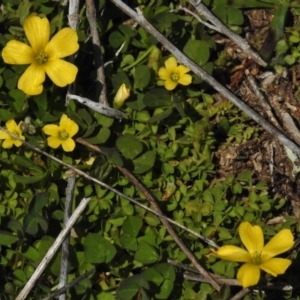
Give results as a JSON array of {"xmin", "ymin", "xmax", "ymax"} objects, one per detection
[
  {"xmin": 42, "ymin": 268, "xmax": 95, "ymax": 300},
  {"xmin": 187, "ymin": 0, "xmax": 267, "ymax": 67}
]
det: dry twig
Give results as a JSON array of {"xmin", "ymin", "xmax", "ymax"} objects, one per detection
[{"xmin": 58, "ymin": 173, "xmax": 76, "ymax": 300}]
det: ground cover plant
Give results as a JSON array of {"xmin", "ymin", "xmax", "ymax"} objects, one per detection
[{"xmin": 0, "ymin": 0, "xmax": 300, "ymax": 299}]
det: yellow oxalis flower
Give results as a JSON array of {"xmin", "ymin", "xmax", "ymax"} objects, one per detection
[
  {"xmin": 0, "ymin": 120, "xmax": 25, "ymax": 148},
  {"xmin": 42, "ymin": 114, "xmax": 79, "ymax": 152},
  {"xmin": 2, "ymin": 15, "xmax": 79, "ymax": 95},
  {"xmin": 216, "ymin": 222, "xmax": 294, "ymax": 288},
  {"xmin": 158, "ymin": 57, "xmax": 192, "ymax": 91},
  {"xmin": 113, "ymin": 83, "xmax": 130, "ymax": 109}
]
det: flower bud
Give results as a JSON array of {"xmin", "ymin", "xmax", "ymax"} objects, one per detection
[
  {"xmin": 113, "ymin": 83, "xmax": 130, "ymax": 109},
  {"xmin": 147, "ymin": 46, "xmax": 161, "ymax": 72}
]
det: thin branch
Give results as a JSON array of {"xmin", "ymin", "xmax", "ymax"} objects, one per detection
[
  {"xmin": 187, "ymin": 0, "xmax": 267, "ymax": 67},
  {"xmin": 68, "ymin": 0, "xmax": 80, "ymax": 30},
  {"xmin": 86, "ymin": 0, "xmax": 108, "ymax": 105},
  {"xmin": 42, "ymin": 268, "xmax": 95, "ymax": 300},
  {"xmin": 230, "ymin": 288, "xmax": 250, "ymax": 300},
  {"xmin": 110, "ymin": 0, "xmax": 300, "ymax": 157},
  {"xmin": 76, "ymin": 137, "xmax": 220, "ymax": 291},
  {"xmin": 67, "ymin": 92, "xmax": 126, "ymax": 120},
  {"xmin": 15, "ymin": 197, "xmax": 91, "ymax": 300},
  {"xmin": 58, "ymin": 173, "xmax": 76, "ymax": 300}
]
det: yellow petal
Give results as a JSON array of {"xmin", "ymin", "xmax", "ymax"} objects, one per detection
[
  {"xmin": 217, "ymin": 245, "xmax": 252, "ymax": 262},
  {"xmin": 263, "ymin": 229, "xmax": 294, "ymax": 258},
  {"xmin": 43, "ymin": 124, "xmax": 60, "ymax": 136},
  {"xmin": 47, "ymin": 136, "xmax": 61, "ymax": 149},
  {"xmin": 113, "ymin": 83, "xmax": 130, "ymax": 108},
  {"xmin": 2, "ymin": 40, "xmax": 35, "ymax": 65},
  {"xmin": 0, "ymin": 131, "xmax": 10, "ymax": 140},
  {"xmin": 12, "ymin": 139, "xmax": 23, "ymax": 147},
  {"xmin": 177, "ymin": 65, "xmax": 190, "ymax": 75},
  {"xmin": 178, "ymin": 74, "xmax": 192, "ymax": 86},
  {"xmin": 237, "ymin": 263, "xmax": 261, "ymax": 288},
  {"xmin": 2, "ymin": 139, "xmax": 14, "ymax": 149},
  {"xmin": 164, "ymin": 57, "xmax": 177, "ymax": 71},
  {"xmin": 164, "ymin": 79, "xmax": 177, "ymax": 91},
  {"xmin": 6, "ymin": 120, "xmax": 19, "ymax": 133},
  {"xmin": 158, "ymin": 67, "xmax": 170, "ymax": 80},
  {"xmin": 45, "ymin": 59, "xmax": 78, "ymax": 87},
  {"xmin": 24, "ymin": 16, "xmax": 50, "ymax": 53},
  {"xmin": 18, "ymin": 64, "xmax": 45, "ymax": 95},
  {"xmin": 239, "ymin": 222, "xmax": 264, "ymax": 252},
  {"xmin": 59, "ymin": 114, "xmax": 69, "ymax": 129},
  {"xmin": 260, "ymin": 258, "xmax": 292, "ymax": 277},
  {"xmin": 62, "ymin": 138, "xmax": 76, "ymax": 152},
  {"xmin": 59, "ymin": 114, "xmax": 78, "ymax": 137},
  {"xmin": 45, "ymin": 28, "xmax": 79, "ymax": 58}
]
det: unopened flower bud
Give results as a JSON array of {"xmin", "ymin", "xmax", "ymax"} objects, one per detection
[
  {"xmin": 113, "ymin": 83, "xmax": 130, "ymax": 109},
  {"xmin": 147, "ymin": 46, "xmax": 161, "ymax": 72}
]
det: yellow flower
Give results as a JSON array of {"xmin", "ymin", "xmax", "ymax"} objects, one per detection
[
  {"xmin": 0, "ymin": 120, "xmax": 25, "ymax": 148},
  {"xmin": 2, "ymin": 15, "xmax": 79, "ymax": 95},
  {"xmin": 113, "ymin": 83, "xmax": 130, "ymax": 109},
  {"xmin": 42, "ymin": 114, "xmax": 79, "ymax": 152},
  {"xmin": 158, "ymin": 57, "xmax": 192, "ymax": 91},
  {"xmin": 216, "ymin": 222, "xmax": 294, "ymax": 288}
]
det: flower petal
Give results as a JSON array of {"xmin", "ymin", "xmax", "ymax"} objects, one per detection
[
  {"xmin": 0, "ymin": 131, "xmax": 10, "ymax": 140},
  {"xmin": 45, "ymin": 59, "xmax": 78, "ymax": 87},
  {"xmin": 239, "ymin": 222, "xmax": 264, "ymax": 252},
  {"xmin": 263, "ymin": 229, "xmax": 294, "ymax": 258},
  {"xmin": 12, "ymin": 139, "xmax": 23, "ymax": 147},
  {"xmin": 237, "ymin": 263, "xmax": 261, "ymax": 288},
  {"xmin": 2, "ymin": 40, "xmax": 35, "ymax": 65},
  {"xmin": 24, "ymin": 16, "xmax": 50, "ymax": 53},
  {"xmin": 2, "ymin": 139, "xmax": 14, "ymax": 149},
  {"xmin": 216, "ymin": 245, "xmax": 252, "ymax": 262},
  {"xmin": 164, "ymin": 79, "xmax": 177, "ymax": 91},
  {"xmin": 176, "ymin": 65, "xmax": 190, "ymax": 76},
  {"xmin": 178, "ymin": 74, "xmax": 192, "ymax": 86},
  {"xmin": 18, "ymin": 64, "xmax": 45, "ymax": 95},
  {"xmin": 164, "ymin": 57, "xmax": 177, "ymax": 71},
  {"xmin": 47, "ymin": 136, "xmax": 61, "ymax": 149},
  {"xmin": 6, "ymin": 120, "xmax": 19, "ymax": 133},
  {"xmin": 158, "ymin": 67, "xmax": 170, "ymax": 80},
  {"xmin": 45, "ymin": 28, "xmax": 79, "ymax": 58},
  {"xmin": 59, "ymin": 114, "xmax": 79, "ymax": 137},
  {"xmin": 59, "ymin": 114, "xmax": 69, "ymax": 130},
  {"xmin": 260, "ymin": 258, "xmax": 292, "ymax": 277},
  {"xmin": 43, "ymin": 124, "xmax": 60, "ymax": 136},
  {"xmin": 62, "ymin": 138, "xmax": 75, "ymax": 152}
]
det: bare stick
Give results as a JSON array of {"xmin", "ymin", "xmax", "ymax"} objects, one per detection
[
  {"xmin": 68, "ymin": 0, "xmax": 80, "ymax": 30},
  {"xmin": 42, "ymin": 268, "xmax": 95, "ymax": 300},
  {"xmin": 58, "ymin": 173, "xmax": 76, "ymax": 300},
  {"xmin": 187, "ymin": 0, "xmax": 267, "ymax": 67},
  {"xmin": 230, "ymin": 288, "xmax": 250, "ymax": 300},
  {"xmin": 67, "ymin": 93, "xmax": 126, "ymax": 120},
  {"xmin": 16, "ymin": 197, "xmax": 91, "ymax": 300},
  {"xmin": 86, "ymin": 0, "xmax": 108, "ymax": 105},
  {"xmin": 110, "ymin": 0, "xmax": 300, "ymax": 157}
]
